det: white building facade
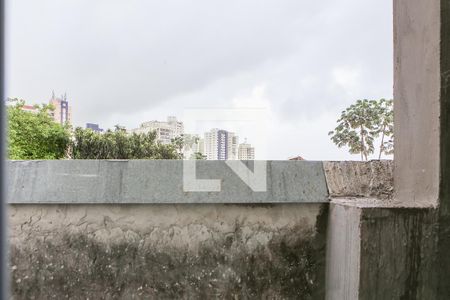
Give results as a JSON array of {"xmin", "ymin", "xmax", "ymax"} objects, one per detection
[
  {"xmin": 203, "ymin": 128, "xmax": 239, "ymax": 160},
  {"xmin": 238, "ymin": 142, "xmax": 255, "ymax": 160},
  {"xmin": 131, "ymin": 116, "xmax": 184, "ymax": 145}
]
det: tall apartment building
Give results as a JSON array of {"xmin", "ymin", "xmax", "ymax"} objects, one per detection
[
  {"xmin": 10, "ymin": 92, "xmax": 72, "ymax": 125},
  {"xmin": 230, "ymin": 134, "xmax": 239, "ymax": 160},
  {"xmin": 131, "ymin": 116, "xmax": 184, "ymax": 144},
  {"xmin": 49, "ymin": 91, "xmax": 72, "ymax": 125},
  {"xmin": 203, "ymin": 128, "xmax": 238, "ymax": 160},
  {"xmin": 238, "ymin": 141, "xmax": 255, "ymax": 160}
]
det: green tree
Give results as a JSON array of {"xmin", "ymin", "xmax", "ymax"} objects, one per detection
[
  {"xmin": 171, "ymin": 135, "xmax": 185, "ymax": 159},
  {"xmin": 71, "ymin": 126, "xmax": 180, "ymax": 159},
  {"xmin": 328, "ymin": 99, "xmax": 394, "ymax": 161},
  {"xmin": 376, "ymin": 99, "xmax": 394, "ymax": 159},
  {"xmin": 7, "ymin": 99, "xmax": 71, "ymax": 159}
]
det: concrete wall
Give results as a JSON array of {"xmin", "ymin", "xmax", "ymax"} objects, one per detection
[
  {"xmin": 324, "ymin": 160, "xmax": 393, "ymax": 200},
  {"xmin": 9, "ymin": 203, "xmax": 328, "ymax": 299},
  {"xmin": 7, "ymin": 160, "xmax": 328, "ymax": 204},
  {"xmin": 7, "ymin": 160, "xmax": 394, "ymax": 299}
]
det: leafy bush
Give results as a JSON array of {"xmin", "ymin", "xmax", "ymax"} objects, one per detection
[
  {"xmin": 71, "ymin": 126, "xmax": 180, "ymax": 159},
  {"xmin": 7, "ymin": 99, "xmax": 182, "ymax": 160},
  {"xmin": 7, "ymin": 100, "xmax": 71, "ymax": 160}
]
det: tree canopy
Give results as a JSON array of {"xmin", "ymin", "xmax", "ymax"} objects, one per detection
[
  {"xmin": 328, "ymin": 99, "xmax": 394, "ymax": 160},
  {"xmin": 7, "ymin": 99, "xmax": 71, "ymax": 160},
  {"xmin": 6, "ymin": 99, "xmax": 182, "ymax": 160},
  {"xmin": 71, "ymin": 126, "xmax": 181, "ymax": 159}
]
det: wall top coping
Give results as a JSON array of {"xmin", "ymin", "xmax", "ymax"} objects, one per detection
[
  {"xmin": 7, "ymin": 160, "xmax": 329, "ymax": 204},
  {"xmin": 7, "ymin": 160, "xmax": 394, "ymax": 204}
]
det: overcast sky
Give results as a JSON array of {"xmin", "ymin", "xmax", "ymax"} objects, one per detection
[{"xmin": 5, "ymin": 0, "xmax": 393, "ymax": 160}]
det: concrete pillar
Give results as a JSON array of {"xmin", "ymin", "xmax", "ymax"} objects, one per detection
[
  {"xmin": 326, "ymin": 1, "xmax": 450, "ymax": 298},
  {"xmin": 393, "ymin": 0, "xmax": 441, "ymax": 207},
  {"xmin": 325, "ymin": 201, "xmax": 438, "ymax": 299},
  {"xmin": 394, "ymin": 0, "xmax": 450, "ymax": 297},
  {"xmin": 438, "ymin": 0, "xmax": 450, "ymax": 295}
]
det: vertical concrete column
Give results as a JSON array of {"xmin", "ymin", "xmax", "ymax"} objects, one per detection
[
  {"xmin": 394, "ymin": 0, "xmax": 450, "ymax": 297},
  {"xmin": 393, "ymin": 0, "xmax": 441, "ymax": 207},
  {"xmin": 438, "ymin": 1, "xmax": 450, "ymax": 297},
  {"xmin": 325, "ymin": 201, "xmax": 437, "ymax": 299},
  {"xmin": 326, "ymin": 1, "xmax": 450, "ymax": 298}
]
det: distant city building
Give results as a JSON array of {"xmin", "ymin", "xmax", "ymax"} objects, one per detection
[
  {"xmin": 49, "ymin": 91, "xmax": 72, "ymax": 125},
  {"xmin": 86, "ymin": 123, "xmax": 104, "ymax": 133},
  {"xmin": 20, "ymin": 104, "xmax": 39, "ymax": 114},
  {"xmin": 6, "ymin": 97, "xmax": 40, "ymax": 114},
  {"xmin": 288, "ymin": 155, "xmax": 305, "ymax": 161},
  {"xmin": 230, "ymin": 134, "xmax": 239, "ymax": 160},
  {"xmin": 238, "ymin": 140, "xmax": 255, "ymax": 160},
  {"xmin": 131, "ymin": 116, "xmax": 184, "ymax": 144},
  {"xmin": 8, "ymin": 95, "xmax": 72, "ymax": 126},
  {"xmin": 203, "ymin": 128, "xmax": 238, "ymax": 160},
  {"xmin": 197, "ymin": 138, "xmax": 205, "ymax": 157}
]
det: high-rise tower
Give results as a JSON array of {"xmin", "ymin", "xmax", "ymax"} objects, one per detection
[{"xmin": 49, "ymin": 91, "xmax": 72, "ymax": 125}]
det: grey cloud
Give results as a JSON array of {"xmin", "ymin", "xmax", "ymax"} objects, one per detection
[
  {"xmin": 8, "ymin": 0, "xmax": 322, "ymax": 120},
  {"xmin": 7, "ymin": 0, "xmax": 393, "ymax": 159}
]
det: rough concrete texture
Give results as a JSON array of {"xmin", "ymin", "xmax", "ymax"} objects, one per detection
[
  {"xmin": 359, "ymin": 207, "xmax": 438, "ymax": 299},
  {"xmin": 325, "ymin": 203, "xmax": 360, "ymax": 300},
  {"xmin": 326, "ymin": 201, "xmax": 438, "ymax": 300},
  {"xmin": 9, "ymin": 204, "xmax": 327, "ymax": 299},
  {"xmin": 394, "ymin": 0, "xmax": 441, "ymax": 207},
  {"xmin": 439, "ymin": 0, "xmax": 450, "ymax": 296},
  {"xmin": 323, "ymin": 160, "xmax": 393, "ymax": 200},
  {"xmin": 394, "ymin": 0, "xmax": 450, "ymax": 297},
  {"xmin": 7, "ymin": 160, "xmax": 398, "ymax": 205},
  {"xmin": 7, "ymin": 160, "xmax": 329, "ymax": 204},
  {"xmin": 437, "ymin": 214, "xmax": 450, "ymax": 297},
  {"xmin": 440, "ymin": 0, "xmax": 450, "ymax": 215}
]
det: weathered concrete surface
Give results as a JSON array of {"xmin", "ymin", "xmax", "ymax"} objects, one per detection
[
  {"xmin": 439, "ymin": 0, "xmax": 450, "ymax": 297},
  {"xmin": 394, "ymin": 0, "xmax": 441, "ymax": 207},
  {"xmin": 7, "ymin": 160, "xmax": 329, "ymax": 204},
  {"xmin": 6, "ymin": 160, "xmax": 398, "ymax": 298},
  {"xmin": 327, "ymin": 0, "xmax": 450, "ymax": 297},
  {"xmin": 326, "ymin": 200, "xmax": 438, "ymax": 299},
  {"xmin": 9, "ymin": 203, "xmax": 328, "ymax": 299},
  {"xmin": 8, "ymin": 160, "xmax": 397, "ymax": 205},
  {"xmin": 359, "ymin": 207, "xmax": 438, "ymax": 299},
  {"xmin": 325, "ymin": 202, "xmax": 360, "ymax": 300},
  {"xmin": 324, "ymin": 160, "xmax": 393, "ymax": 200},
  {"xmin": 394, "ymin": 0, "xmax": 450, "ymax": 297}
]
